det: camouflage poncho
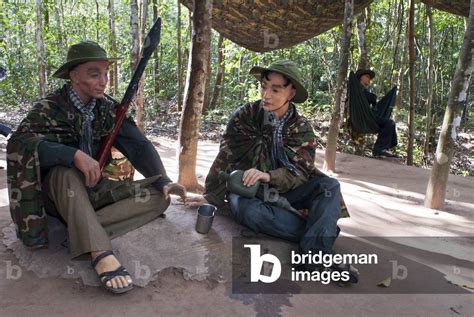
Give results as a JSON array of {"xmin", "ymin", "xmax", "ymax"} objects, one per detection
[
  {"xmin": 204, "ymin": 101, "xmax": 321, "ymax": 201},
  {"xmin": 6, "ymin": 84, "xmax": 115, "ymax": 247}
]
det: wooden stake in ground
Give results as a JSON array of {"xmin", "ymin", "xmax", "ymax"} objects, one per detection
[
  {"xmin": 425, "ymin": 0, "xmax": 473, "ymax": 209},
  {"xmin": 323, "ymin": 0, "xmax": 353, "ymax": 173},
  {"xmin": 177, "ymin": 0, "xmax": 212, "ymax": 192}
]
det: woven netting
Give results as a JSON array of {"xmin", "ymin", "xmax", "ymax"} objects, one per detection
[
  {"xmin": 180, "ymin": 0, "xmax": 371, "ymax": 52},
  {"xmin": 421, "ymin": 0, "xmax": 470, "ymax": 17}
]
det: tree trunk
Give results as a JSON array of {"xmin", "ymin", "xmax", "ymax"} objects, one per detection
[
  {"xmin": 390, "ymin": 0, "xmax": 405, "ymax": 87},
  {"xmin": 153, "ymin": 0, "xmax": 160, "ymax": 99},
  {"xmin": 130, "ymin": 0, "xmax": 140, "ymax": 72},
  {"xmin": 59, "ymin": 0, "xmax": 67, "ymax": 47},
  {"xmin": 177, "ymin": 0, "xmax": 183, "ymax": 111},
  {"xmin": 130, "ymin": 0, "xmax": 144, "ymax": 132},
  {"xmin": 323, "ymin": 0, "xmax": 353, "ymax": 173},
  {"xmin": 135, "ymin": 0, "xmax": 148, "ymax": 133},
  {"xmin": 355, "ymin": 6, "xmax": 369, "ymax": 155},
  {"xmin": 407, "ymin": 0, "xmax": 416, "ymax": 166},
  {"xmin": 209, "ymin": 34, "xmax": 224, "ymax": 110},
  {"xmin": 424, "ymin": 5, "xmax": 434, "ymax": 158},
  {"xmin": 356, "ymin": 7, "xmax": 369, "ymax": 69},
  {"xmin": 95, "ymin": 0, "xmax": 100, "ymax": 42},
  {"xmin": 188, "ymin": 11, "xmax": 192, "ymax": 40},
  {"xmin": 43, "ymin": 0, "xmax": 51, "ymax": 81},
  {"xmin": 202, "ymin": 42, "xmax": 212, "ymax": 113},
  {"xmin": 178, "ymin": 0, "xmax": 212, "ymax": 192},
  {"xmin": 394, "ymin": 27, "xmax": 408, "ymax": 122},
  {"xmin": 238, "ymin": 54, "xmax": 244, "ymax": 99},
  {"xmin": 425, "ymin": 1, "xmax": 473, "ymax": 209},
  {"xmin": 35, "ymin": 0, "xmax": 47, "ymax": 98},
  {"xmin": 108, "ymin": 0, "xmax": 119, "ymax": 97},
  {"xmin": 54, "ymin": 0, "xmax": 65, "ymax": 49}
]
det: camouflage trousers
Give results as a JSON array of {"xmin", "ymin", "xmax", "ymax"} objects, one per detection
[{"xmin": 43, "ymin": 166, "xmax": 170, "ymax": 259}]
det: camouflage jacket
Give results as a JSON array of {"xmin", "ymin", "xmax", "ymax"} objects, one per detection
[
  {"xmin": 6, "ymin": 84, "xmax": 115, "ymax": 248},
  {"xmin": 204, "ymin": 100, "xmax": 349, "ymax": 217}
]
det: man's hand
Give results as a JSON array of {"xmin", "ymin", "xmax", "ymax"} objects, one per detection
[
  {"xmin": 242, "ymin": 168, "xmax": 270, "ymax": 187},
  {"xmin": 162, "ymin": 183, "xmax": 186, "ymax": 201},
  {"xmin": 73, "ymin": 150, "xmax": 101, "ymax": 187},
  {"xmin": 185, "ymin": 195, "xmax": 208, "ymax": 207}
]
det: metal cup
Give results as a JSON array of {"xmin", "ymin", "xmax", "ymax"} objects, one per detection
[{"xmin": 195, "ymin": 204, "xmax": 216, "ymax": 234}]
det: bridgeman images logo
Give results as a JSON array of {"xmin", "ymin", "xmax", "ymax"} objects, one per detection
[
  {"xmin": 245, "ymin": 244, "xmax": 282, "ymax": 283},
  {"xmin": 244, "ymin": 244, "xmax": 379, "ymax": 284}
]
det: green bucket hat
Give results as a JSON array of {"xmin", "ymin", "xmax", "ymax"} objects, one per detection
[
  {"xmin": 52, "ymin": 41, "xmax": 119, "ymax": 79},
  {"xmin": 249, "ymin": 60, "xmax": 308, "ymax": 103},
  {"xmin": 355, "ymin": 69, "xmax": 375, "ymax": 80}
]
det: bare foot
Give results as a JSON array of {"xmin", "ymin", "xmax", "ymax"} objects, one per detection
[
  {"xmin": 91, "ymin": 251, "xmax": 133, "ymax": 290},
  {"xmin": 162, "ymin": 182, "xmax": 187, "ymax": 201},
  {"xmin": 184, "ymin": 194, "xmax": 208, "ymax": 207}
]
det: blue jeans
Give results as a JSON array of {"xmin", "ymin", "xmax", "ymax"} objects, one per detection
[{"xmin": 228, "ymin": 176, "xmax": 341, "ymax": 254}]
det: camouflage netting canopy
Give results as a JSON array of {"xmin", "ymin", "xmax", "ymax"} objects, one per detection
[
  {"xmin": 421, "ymin": 0, "xmax": 470, "ymax": 17},
  {"xmin": 181, "ymin": 0, "xmax": 470, "ymax": 52},
  {"xmin": 181, "ymin": 0, "xmax": 371, "ymax": 52}
]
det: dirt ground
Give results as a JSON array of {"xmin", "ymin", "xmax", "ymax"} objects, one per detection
[{"xmin": 0, "ymin": 137, "xmax": 473, "ymax": 317}]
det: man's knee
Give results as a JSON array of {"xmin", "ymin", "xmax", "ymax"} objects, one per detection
[
  {"xmin": 228, "ymin": 193, "xmax": 244, "ymax": 221},
  {"xmin": 138, "ymin": 188, "xmax": 170, "ymax": 215},
  {"xmin": 321, "ymin": 177, "xmax": 340, "ymax": 191},
  {"xmin": 228, "ymin": 193, "xmax": 255, "ymax": 224},
  {"xmin": 48, "ymin": 166, "xmax": 83, "ymax": 184}
]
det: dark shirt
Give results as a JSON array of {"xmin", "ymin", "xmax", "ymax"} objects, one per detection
[{"xmin": 38, "ymin": 118, "xmax": 172, "ymax": 190}]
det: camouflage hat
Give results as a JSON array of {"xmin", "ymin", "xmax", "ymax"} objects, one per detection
[
  {"xmin": 53, "ymin": 41, "xmax": 119, "ymax": 79},
  {"xmin": 249, "ymin": 60, "xmax": 308, "ymax": 103},
  {"xmin": 355, "ymin": 69, "xmax": 375, "ymax": 79}
]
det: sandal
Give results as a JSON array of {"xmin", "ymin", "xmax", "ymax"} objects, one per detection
[{"xmin": 91, "ymin": 250, "xmax": 134, "ymax": 294}]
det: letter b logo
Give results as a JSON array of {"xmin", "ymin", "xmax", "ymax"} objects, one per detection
[{"xmin": 244, "ymin": 244, "xmax": 281, "ymax": 283}]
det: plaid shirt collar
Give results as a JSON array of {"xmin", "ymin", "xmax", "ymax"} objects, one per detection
[
  {"xmin": 68, "ymin": 85, "xmax": 96, "ymax": 120},
  {"xmin": 67, "ymin": 84, "xmax": 96, "ymax": 156},
  {"xmin": 270, "ymin": 105, "xmax": 298, "ymax": 174}
]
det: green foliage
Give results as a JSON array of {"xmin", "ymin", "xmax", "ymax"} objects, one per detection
[{"xmin": 0, "ymin": 0, "xmax": 470, "ymax": 173}]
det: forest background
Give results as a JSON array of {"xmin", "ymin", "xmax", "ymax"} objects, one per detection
[{"xmin": 0, "ymin": 0, "xmax": 472, "ymax": 177}]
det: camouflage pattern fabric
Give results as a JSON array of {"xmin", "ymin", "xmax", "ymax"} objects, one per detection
[
  {"xmin": 6, "ymin": 84, "xmax": 115, "ymax": 247},
  {"xmin": 88, "ymin": 175, "xmax": 160, "ymax": 210},
  {"xmin": 204, "ymin": 100, "xmax": 349, "ymax": 218},
  {"xmin": 102, "ymin": 147, "xmax": 135, "ymax": 181}
]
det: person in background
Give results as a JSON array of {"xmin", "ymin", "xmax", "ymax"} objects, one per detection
[{"xmin": 356, "ymin": 69, "xmax": 398, "ymax": 158}]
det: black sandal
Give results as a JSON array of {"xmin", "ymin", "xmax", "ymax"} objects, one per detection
[{"xmin": 91, "ymin": 250, "xmax": 134, "ymax": 294}]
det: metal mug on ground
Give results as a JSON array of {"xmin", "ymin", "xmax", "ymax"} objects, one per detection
[{"xmin": 196, "ymin": 204, "xmax": 217, "ymax": 234}]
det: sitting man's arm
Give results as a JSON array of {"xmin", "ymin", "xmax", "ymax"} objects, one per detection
[
  {"xmin": 38, "ymin": 142, "xmax": 102, "ymax": 187},
  {"xmin": 38, "ymin": 141, "xmax": 78, "ymax": 169}
]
